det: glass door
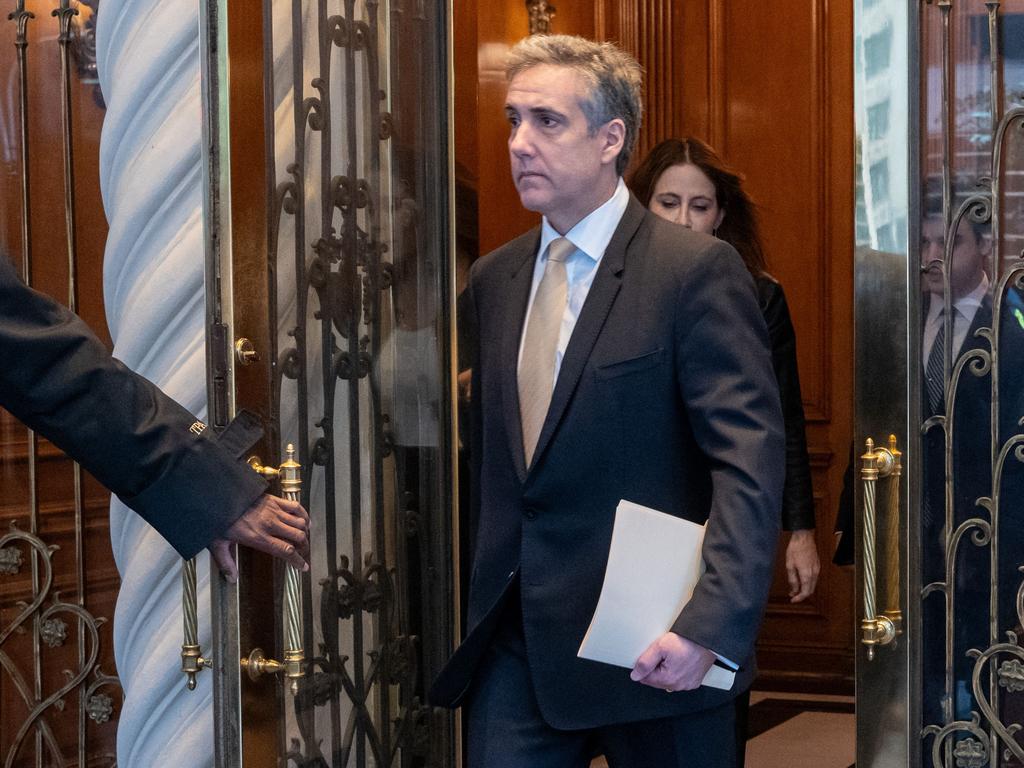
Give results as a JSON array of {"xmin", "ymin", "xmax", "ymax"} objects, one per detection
[
  {"xmin": 855, "ymin": 1, "xmax": 1024, "ymax": 765},
  {"xmin": 197, "ymin": 0, "xmax": 458, "ymax": 765}
]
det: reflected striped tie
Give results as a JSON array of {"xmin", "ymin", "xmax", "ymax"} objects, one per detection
[
  {"xmin": 926, "ymin": 312, "xmax": 946, "ymax": 414},
  {"xmin": 518, "ymin": 237, "xmax": 575, "ymax": 467}
]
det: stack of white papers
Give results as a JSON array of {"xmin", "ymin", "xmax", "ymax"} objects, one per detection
[{"xmin": 577, "ymin": 499, "xmax": 735, "ymax": 690}]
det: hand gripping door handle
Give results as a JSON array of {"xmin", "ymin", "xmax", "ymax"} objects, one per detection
[
  {"xmin": 861, "ymin": 435, "xmax": 903, "ymax": 660},
  {"xmin": 241, "ymin": 444, "xmax": 305, "ymax": 695}
]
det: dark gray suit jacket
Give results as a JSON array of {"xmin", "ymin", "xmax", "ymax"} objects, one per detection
[
  {"xmin": 0, "ymin": 252, "xmax": 266, "ymax": 559},
  {"xmin": 432, "ymin": 196, "xmax": 785, "ymax": 729}
]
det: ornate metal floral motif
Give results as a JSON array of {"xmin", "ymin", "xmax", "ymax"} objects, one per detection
[
  {"xmin": 267, "ymin": 1, "xmax": 455, "ymax": 763},
  {"xmin": 526, "ymin": 0, "xmax": 556, "ymax": 34},
  {"xmin": 952, "ymin": 737, "xmax": 987, "ymax": 768},
  {"xmin": 2, "ymin": 4, "xmax": 118, "ymax": 764},
  {"xmin": 70, "ymin": 0, "xmax": 99, "ymax": 82},
  {"xmin": 998, "ymin": 659, "xmax": 1024, "ymax": 693},
  {"xmin": 0, "ymin": 527, "xmax": 122, "ymax": 764},
  {"xmin": 40, "ymin": 617, "xmax": 69, "ymax": 648},
  {"xmin": 86, "ymin": 693, "xmax": 114, "ymax": 724},
  {"xmin": 0, "ymin": 545, "xmax": 22, "ymax": 575}
]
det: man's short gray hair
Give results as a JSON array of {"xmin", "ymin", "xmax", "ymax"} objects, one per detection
[{"xmin": 506, "ymin": 35, "xmax": 643, "ymax": 176}]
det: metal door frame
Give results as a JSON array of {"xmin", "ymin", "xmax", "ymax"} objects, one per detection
[
  {"xmin": 854, "ymin": 1, "xmax": 920, "ymax": 765},
  {"xmin": 197, "ymin": 0, "xmax": 460, "ymax": 764}
]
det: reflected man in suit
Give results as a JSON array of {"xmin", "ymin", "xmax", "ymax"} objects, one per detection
[
  {"xmin": 430, "ymin": 35, "xmax": 784, "ymax": 767},
  {"xmin": 920, "ymin": 196, "xmax": 995, "ymax": 736},
  {"xmin": 919, "ymin": 190, "xmax": 1024, "ymax": 747}
]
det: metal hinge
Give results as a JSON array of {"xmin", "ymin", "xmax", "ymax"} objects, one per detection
[{"xmin": 210, "ymin": 322, "xmax": 230, "ymax": 429}]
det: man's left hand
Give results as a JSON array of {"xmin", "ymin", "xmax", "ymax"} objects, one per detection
[
  {"xmin": 630, "ymin": 632, "xmax": 715, "ymax": 692},
  {"xmin": 785, "ymin": 528, "xmax": 820, "ymax": 603}
]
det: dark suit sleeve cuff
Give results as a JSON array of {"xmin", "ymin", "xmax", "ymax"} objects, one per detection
[{"xmin": 119, "ymin": 436, "xmax": 268, "ymax": 560}]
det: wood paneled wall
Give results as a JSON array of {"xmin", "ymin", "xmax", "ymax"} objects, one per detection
[{"xmin": 454, "ymin": 0, "xmax": 856, "ymax": 692}]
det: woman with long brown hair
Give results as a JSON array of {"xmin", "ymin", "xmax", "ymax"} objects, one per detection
[{"xmin": 630, "ymin": 137, "xmax": 820, "ymax": 767}]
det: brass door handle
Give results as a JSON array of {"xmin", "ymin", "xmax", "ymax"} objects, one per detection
[
  {"xmin": 242, "ymin": 444, "xmax": 305, "ymax": 694},
  {"xmin": 181, "ymin": 556, "xmax": 212, "ymax": 690},
  {"xmin": 861, "ymin": 435, "xmax": 902, "ymax": 659}
]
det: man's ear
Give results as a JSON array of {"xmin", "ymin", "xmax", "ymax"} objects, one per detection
[{"xmin": 600, "ymin": 118, "xmax": 626, "ymax": 167}]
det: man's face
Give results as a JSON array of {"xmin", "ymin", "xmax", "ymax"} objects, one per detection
[
  {"xmin": 504, "ymin": 64, "xmax": 623, "ymax": 232},
  {"xmin": 920, "ymin": 216, "xmax": 987, "ymax": 299}
]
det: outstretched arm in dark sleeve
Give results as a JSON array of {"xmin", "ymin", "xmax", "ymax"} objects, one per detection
[{"xmin": 0, "ymin": 253, "xmax": 308, "ymax": 572}]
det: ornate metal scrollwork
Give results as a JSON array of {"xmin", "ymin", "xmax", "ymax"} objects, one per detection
[
  {"xmin": 526, "ymin": 0, "xmax": 556, "ymax": 35},
  {"xmin": 263, "ymin": 0, "xmax": 454, "ymax": 763},
  {"xmin": 917, "ymin": 6, "xmax": 1024, "ymax": 757},
  {"xmin": 70, "ymin": 0, "xmax": 99, "ymax": 84},
  {"xmin": 0, "ymin": 524, "xmax": 122, "ymax": 767}
]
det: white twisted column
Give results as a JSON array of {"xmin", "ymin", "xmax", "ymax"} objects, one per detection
[{"xmin": 96, "ymin": 1, "xmax": 213, "ymax": 765}]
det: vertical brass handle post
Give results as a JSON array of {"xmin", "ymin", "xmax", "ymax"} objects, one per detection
[
  {"xmin": 181, "ymin": 556, "xmax": 210, "ymax": 689},
  {"xmin": 883, "ymin": 435, "xmax": 903, "ymax": 634},
  {"xmin": 241, "ymin": 444, "xmax": 305, "ymax": 694},
  {"xmin": 279, "ymin": 444, "xmax": 304, "ymax": 695},
  {"xmin": 861, "ymin": 435, "xmax": 900, "ymax": 659}
]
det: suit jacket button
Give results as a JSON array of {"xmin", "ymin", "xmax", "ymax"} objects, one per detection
[{"xmin": 523, "ymin": 508, "xmax": 537, "ymax": 520}]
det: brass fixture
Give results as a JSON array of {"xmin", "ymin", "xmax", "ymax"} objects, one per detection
[
  {"xmin": 235, "ymin": 337, "xmax": 260, "ymax": 365},
  {"xmin": 861, "ymin": 435, "xmax": 902, "ymax": 659}
]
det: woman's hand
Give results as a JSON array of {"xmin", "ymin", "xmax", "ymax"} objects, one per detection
[{"xmin": 785, "ymin": 529, "xmax": 820, "ymax": 602}]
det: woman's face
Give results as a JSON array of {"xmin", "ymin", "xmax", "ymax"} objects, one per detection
[{"xmin": 648, "ymin": 162, "xmax": 725, "ymax": 235}]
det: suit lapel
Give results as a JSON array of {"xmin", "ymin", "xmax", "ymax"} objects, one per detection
[
  {"xmin": 500, "ymin": 229, "xmax": 542, "ymax": 483},
  {"xmin": 964, "ymin": 295, "xmax": 993, "ymax": 352},
  {"xmin": 527, "ymin": 197, "xmax": 647, "ymax": 475}
]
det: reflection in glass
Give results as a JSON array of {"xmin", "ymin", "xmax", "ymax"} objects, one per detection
[
  {"xmin": 915, "ymin": 2, "xmax": 1024, "ymax": 766},
  {"xmin": 263, "ymin": 1, "xmax": 454, "ymax": 765},
  {"xmin": 854, "ymin": 2, "xmax": 909, "ymax": 254}
]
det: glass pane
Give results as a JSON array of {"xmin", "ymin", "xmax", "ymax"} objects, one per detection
[
  {"xmin": 917, "ymin": 2, "xmax": 1024, "ymax": 765},
  {"xmin": 854, "ymin": 3, "xmax": 909, "ymax": 255},
  {"xmin": 264, "ymin": 0, "xmax": 454, "ymax": 765}
]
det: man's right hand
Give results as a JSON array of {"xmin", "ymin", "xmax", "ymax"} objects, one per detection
[{"xmin": 209, "ymin": 494, "xmax": 310, "ymax": 583}]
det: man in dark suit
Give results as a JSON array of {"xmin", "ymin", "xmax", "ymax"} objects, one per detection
[
  {"xmin": 0, "ymin": 251, "xmax": 309, "ymax": 580},
  {"xmin": 919, "ymin": 206, "xmax": 993, "ymax": 736},
  {"xmin": 430, "ymin": 35, "xmax": 784, "ymax": 766}
]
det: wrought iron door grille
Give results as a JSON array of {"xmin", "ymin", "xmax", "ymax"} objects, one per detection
[
  {"xmin": 1, "ymin": 2, "xmax": 120, "ymax": 767},
  {"xmin": 262, "ymin": 0, "xmax": 454, "ymax": 765},
  {"xmin": 915, "ymin": 2, "xmax": 1024, "ymax": 766}
]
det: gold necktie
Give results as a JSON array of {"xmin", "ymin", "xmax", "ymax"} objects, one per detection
[{"xmin": 518, "ymin": 237, "xmax": 575, "ymax": 467}]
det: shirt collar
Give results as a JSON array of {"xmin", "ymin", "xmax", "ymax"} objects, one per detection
[
  {"xmin": 957, "ymin": 273, "xmax": 989, "ymax": 313},
  {"xmin": 926, "ymin": 273, "xmax": 990, "ymax": 324},
  {"xmin": 537, "ymin": 178, "xmax": 630, "ymax": 263}
]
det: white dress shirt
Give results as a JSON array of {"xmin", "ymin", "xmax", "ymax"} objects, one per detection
[
  {"xmin": 517, "ymin": 178, "xmax": 630, "ymax": 382},
  {"xmin": 923, "ymin": 275, "xmax": 989, "ymax": 366}
]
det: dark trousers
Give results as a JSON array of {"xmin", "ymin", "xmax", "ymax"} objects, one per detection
[
  {"xmin": 734, "ymin": 689, "xmax": 750, "ymax": 768},
  {"xmin": 467, "ymin": 596, "xmax": 736, "ymax": 768}
]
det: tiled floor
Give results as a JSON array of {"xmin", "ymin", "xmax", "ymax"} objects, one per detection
[
  {"xmin": 747, "ymin": 691, "xmax": 855, "ymax": 768},
  {"xmin": 590, "ymin": 691, "xmax": 855, "ymax": 768}
]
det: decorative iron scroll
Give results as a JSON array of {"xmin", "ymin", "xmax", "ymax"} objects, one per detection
[
  {"xmin": 265, "ymin": 0, "xmax": 453, "ymax": 765},
  {"xmin": 0, "ymin": 525, "xmax": 122, "ymax": 768},
  {"xmin": 70, "ymin": 0, "xmax": 99, "ymax": 83},
  {"xmin": 2, "ymin": 3, "xmax": 120, "ymax": 766},
  {"xmin": 917, "ymin": 2, "xmax": 1024, "ymax": 763},
  {"xmin": 526, "ymin": 0, "xmax": 556, "ymax": 35}
]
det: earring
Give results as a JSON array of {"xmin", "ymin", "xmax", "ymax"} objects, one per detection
[{"xmin": 712, "ymin": 227, "xmax": 719, "ymax": 238}]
